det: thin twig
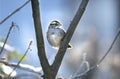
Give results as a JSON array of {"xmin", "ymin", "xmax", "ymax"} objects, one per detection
[
  {"xmin": 97, "ymin": 29, "xmax": 120, "ymax": 65},
  {"xmin": 0, "ymin": 0, "xmax": 30, "ymax": 25},
  {"xmin": 72, "ymin": 29, "xmax": 120, "ymax": 78},
  {"xmin": 0, "ymin": 60, "xmax": 41, "ymax": 74},
  {"xmin": 0, "ymin": 22, "xmax": 15, "ymax": 55},
  {"xmin": 7, "ymin": 40, "xmax": 33, "ymax": 78}
]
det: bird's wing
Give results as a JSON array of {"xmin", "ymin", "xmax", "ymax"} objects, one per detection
[
  {"xmin": 59, "ymin": 28, "xmax": 72, "ymax": 48},
  {"xmin": 59, "ymin": 28, "xmax": 66, "ymax": 36}
]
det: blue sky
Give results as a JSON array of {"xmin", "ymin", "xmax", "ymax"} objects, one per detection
[{"xmin": 0, "ymin": 0, "xmax": 118, "ymax": 77}]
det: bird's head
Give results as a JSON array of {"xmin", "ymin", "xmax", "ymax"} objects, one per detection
[{"xmin": 49, "ymin": 20, "xmax": 62, "ymax": 28}]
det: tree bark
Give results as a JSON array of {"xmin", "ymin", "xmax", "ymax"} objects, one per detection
[{"xmin": 31, "ymin": 0, "xmax": 89, "ymax": 79}]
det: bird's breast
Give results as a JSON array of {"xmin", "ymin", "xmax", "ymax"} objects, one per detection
[
  {"xmin": 49, "ymin": 34, "xmax": 61, "ymax": 44},
  {"xmin": 47, "ymin": 28, "xmax": 64, "ymax": 48}
]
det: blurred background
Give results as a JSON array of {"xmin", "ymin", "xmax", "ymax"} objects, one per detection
[{"xmin": 0, "ymin": 0, "xmax": 120, "ymax": 79}]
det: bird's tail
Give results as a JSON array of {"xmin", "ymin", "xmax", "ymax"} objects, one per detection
[{"xmin": 67, "ymin": 43, "xmax": 72, "ymax": 48}]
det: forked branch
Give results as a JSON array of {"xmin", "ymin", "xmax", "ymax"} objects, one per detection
[{"xmin": 31, "ymin": 0, "xmax": 89, "ymax": 79}]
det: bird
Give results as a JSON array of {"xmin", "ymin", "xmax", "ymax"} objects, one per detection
[{"xmin": 47, "ymin": 20, "xmax": 72, "ymax": 49}]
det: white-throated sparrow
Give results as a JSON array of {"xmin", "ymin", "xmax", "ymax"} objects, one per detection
[{"xmin": 47, "ymin": 20, "xmax": 72, "ymax": 49}]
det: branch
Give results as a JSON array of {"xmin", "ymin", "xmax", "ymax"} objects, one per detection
[
  {"xmin": 97, "ymin": 29, "xmax": 120, "ymax": 65},
  {"xmin": 71, "ymin": 29, "xmax": 120, "ymax": 79},
  {"xmin": 6, "ymin": 41, "xmax": 32, "ymax": 78},
  {"xmin": 0, "ymin": 22, "xmax": 15, "ymax": 55},
  {"xmin": 0, "ymin": 0, "xmax": 30, "ymax": 25},
  {"xmin": 13, "ymin": 73, "xmax": 42, "ymax": 79},
  {"xmin": 30, "ymin": 0, "xmax": 51, "ymax": 76},
  {"xmin": 0, "ymin": 60, "xmax": 42, "ymax": 74},
  {"xmin": 51, "ymin": 0, "xmax": 89, "ymax": 75},
  {"xmin": 31, "ymin": 0, "xmax": 89, "ymax": 78}
]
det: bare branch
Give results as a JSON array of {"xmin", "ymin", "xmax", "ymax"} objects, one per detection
[
  {"xmin": 7, "ymin": 40, "xmax": 33, "ymax": 78},
  {"xmin": 0, "ymin": 60, "xmax": 41, "ymax": 74},
  {"xmin": 97, "ymin": 29, "xmax": 120, "ymax": 65},
  {"xmin": 0, "ymin": 0, "xmax": 30, "ymax": 25},
  {"xmin": 31, "ymin": 0, "xmax": 89, "ymax": 78},
  {"xmin": 13, "ymin": 73, "xmax": 42, "ymax": 79},
  {"xmin": 30, "ymin": 0, "xmax": 51, "ymax": 78},
  {"xmin": 51, "ymin": 0, "xmax": 89, "ymax": 76},
  {"xmin": 69, "ymin": 53, "xmax": 90, "ymax": 79},
  {"xmin": 71, "ymin": 29, "xmax": 120, "ymax": 79},
  {"xmin": 0, "ymin": 22, "xmax": 15, "ymax": 55}
]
